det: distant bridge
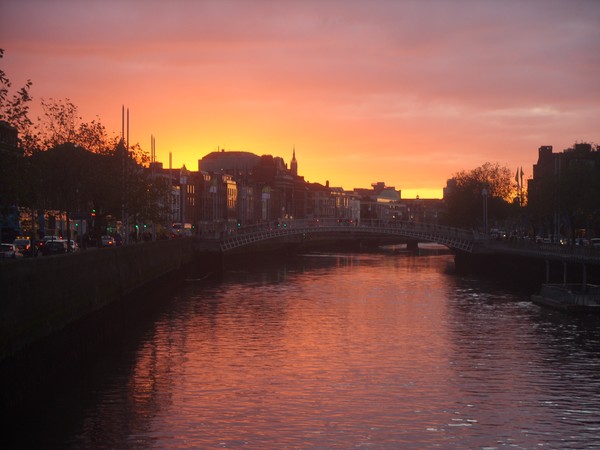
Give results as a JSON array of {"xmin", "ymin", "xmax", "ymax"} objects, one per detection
[
  {"xmin": 207, "ymin": 219, "xmax": 600, "ymax": 266},
  {"xmin": 216, "ymin": 219, "xmax": 476, "ymax": 253}
]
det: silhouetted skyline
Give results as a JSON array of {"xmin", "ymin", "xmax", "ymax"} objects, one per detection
[{"xmin": 3, "ymin": 0, "xmax": 599, "ymax": 198}]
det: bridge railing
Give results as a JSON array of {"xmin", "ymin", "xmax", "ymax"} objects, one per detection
[
  {"xmin": 206, "ymin": 219, "xmax": 483, "ymax": 239},
  {"xmin": 205, "ymin": 218, "xmax": 480, "ymax": 239},
  {"xmin": 208, "ymin": 218, "xmax": 480, "ymax": 252},
  {"xmin": 200, "ymin": 218, "xmax": 600, "ymax": 262}
]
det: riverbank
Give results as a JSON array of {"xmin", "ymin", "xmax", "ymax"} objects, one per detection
[
  {"xmin": 0, "ymin": 238, "xmax": 197, "ymax": 363},
  {"xmin": 0, "ymin": 238, "xmax": 213, "ymax": 414}
]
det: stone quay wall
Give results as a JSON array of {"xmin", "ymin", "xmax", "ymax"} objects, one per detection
[{"xmin": 0, "ymin": 238, "xmax": 196, "ymax": 362}]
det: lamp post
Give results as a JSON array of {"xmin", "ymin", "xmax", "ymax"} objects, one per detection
[{"xmin": 482, "ymin": 187, "xmax": 488, "ymax": 236}]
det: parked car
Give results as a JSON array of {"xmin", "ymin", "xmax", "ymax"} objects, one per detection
[
  {"xmin": 37, "ymin": 235, "xmax": 61, "ymax": 253},
  {"xmin": 1, "ymin": 243, "xmax": 23, "ymax": 259},
  {"xmin": 42, "ymin": 240, "xmax": 68, "ymax": 256},
  {"xmin": 100, "ymin": 235, "xmax": 115, "ymax": 247},
  {"xmin": 13, "ymin": 237, "xmax": 37, "ymax": 257},
  {"xmin": 591, "ymin": 238, "xmax": 600, "ymax": 249}
]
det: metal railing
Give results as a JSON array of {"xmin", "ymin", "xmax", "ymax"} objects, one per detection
[
  {"xmin": 210, "ymin": 219, "xmax": 478, "ymax": 253},
  {"xmin": 201, "ymin": 219, "xmax": 600, "ymax": 265}
]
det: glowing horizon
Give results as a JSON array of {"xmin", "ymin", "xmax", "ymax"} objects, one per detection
[{"xmin": 3, "ymin": 0, "xmax": 599, "ymax": 199}]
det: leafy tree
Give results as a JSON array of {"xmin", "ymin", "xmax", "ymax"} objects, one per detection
[
  {"xmin": 32, "ymin": 98, "xmax": 131, "ymax": 238},
  {"xmin": 2, "ymin": 52, "xmax": 168, "ymax": 242},
  {"xmin": 0, "ymin": 49, "xmax": 35, "ymax": 144},
  {"xmin": 443, "ymin": 162, "xmax": 516, "ymax": 229},
  {"xmin": 38, "ymin": 98, "xmax": 81, "ymax": 149},
  {"xmin": 33, "ymin": 144, "xmax": 89, "ymax": 241},
  {"xmin": 37, "ymin": 98, "xmax": 120, "ymax": 153},
  {"xmin": 118, "ymin": 142, "xmax": 172, "ymax": 240},
  {"xmin": 77, "ymin": 119, "xmax": 117, "ymax": 155},
  {"xmin": 1, "ymin": 48, "xmax": 37, "ymax": 233}
]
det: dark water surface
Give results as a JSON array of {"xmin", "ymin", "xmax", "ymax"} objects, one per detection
[{"xmin": 10, "ymin": 253, "xmax": 600, "ymax": 448}]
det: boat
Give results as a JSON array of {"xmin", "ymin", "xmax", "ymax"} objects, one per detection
[{"xmin": 532, "ymin": 283, "xmax": 600, "ymax": 313}]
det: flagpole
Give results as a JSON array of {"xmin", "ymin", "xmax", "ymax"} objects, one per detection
[
  {"xmin": 515, "ymin": 168, "xmax": 520, "ymax": 206},
  {"xmin": 520, "ymin": 167, "xmax": 524, "ymax": 206}
]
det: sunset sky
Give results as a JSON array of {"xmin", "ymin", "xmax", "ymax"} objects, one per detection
[{"xmin": 2, "ymin": 0, "xmax": 599, "ymax": 198}]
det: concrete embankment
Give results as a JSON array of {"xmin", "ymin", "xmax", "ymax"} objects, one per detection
[
  {"xmin": 453, "ymin": 250, "xmax": 600, "ymax": 289},
  {"xmin": 0, "ymin": 238, "xmax": 199, "ymax": 363}
]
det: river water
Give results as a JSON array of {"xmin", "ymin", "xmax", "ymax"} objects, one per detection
[{"xmin": 11, "ymin": 251, "xmax": 600, "ymax": 448}]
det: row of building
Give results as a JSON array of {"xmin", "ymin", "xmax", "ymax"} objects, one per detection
[
  {"xmin": 1, "ymin": 119, "xmax": 443, "ymax": 241},
  {"xmin": 152, "ymin": 148, "xmax": 444, "ymax": 235},
  {"xmin": 529, "ymin": 142, "xmax": 600, "ymax": 194},
  {"xmin": 6, "ymin": 114, "xmax": 595, "ymax": 241}
]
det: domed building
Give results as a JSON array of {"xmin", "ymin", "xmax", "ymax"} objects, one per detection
[{"xmin": 198, "ymin": 150, "xmax": 261, "ymax": 177}]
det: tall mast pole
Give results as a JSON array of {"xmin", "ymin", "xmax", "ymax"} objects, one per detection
[
  {"xmin": 124, "ymin": 107, "xmax": 130, "ymax": 244},
  {"xmin": 120, "ymin": 106, "xmax": 125, "ymax": 246},
  {"xmin": 169, "ymin": 152, "xmax": 173, "ymax": 226}
]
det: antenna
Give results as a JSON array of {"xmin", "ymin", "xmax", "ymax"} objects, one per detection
[
  {"xmin": 151, "ymin": 134, "xmax": 156, "ymax": 163},
  {"xmin": 126, "ymin": 108, "xmax": 129, "ymax": 153}
]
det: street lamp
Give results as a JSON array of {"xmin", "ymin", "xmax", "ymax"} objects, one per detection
[{"xmin": 482, "ymin": 187, "xmax": 488, "ymax": 236}]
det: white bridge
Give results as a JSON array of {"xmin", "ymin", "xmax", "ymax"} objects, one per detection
[
  {"xmin": 215, "ymin": 219, "xmax": 479, "ymax": 253},
  {"xmin": 203, "ymin": 218, "xmax": 600, "ymax": 266}
]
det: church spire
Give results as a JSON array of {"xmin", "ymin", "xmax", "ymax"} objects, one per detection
[{"xmin": 291, "ymin": 145, "xmax": 298, "ymax": 177}]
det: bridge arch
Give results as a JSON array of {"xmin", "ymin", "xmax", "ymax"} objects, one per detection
[{"xmin": 214, "ymin": 219, "xmax": 478, "ymax": 253}]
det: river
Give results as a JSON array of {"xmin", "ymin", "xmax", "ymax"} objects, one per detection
[{"xmin": 8, "ymin": 251, "xmax": 600, "ymax": 448}]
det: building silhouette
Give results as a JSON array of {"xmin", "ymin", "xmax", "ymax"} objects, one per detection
[{"xmin": 528, "ymin": 142, "xmax": 600, "ymax": 240}]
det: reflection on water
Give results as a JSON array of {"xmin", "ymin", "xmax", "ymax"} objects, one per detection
[{"xmin": 11, "ymin": 253, "xmax": 600, "ymax": 448}]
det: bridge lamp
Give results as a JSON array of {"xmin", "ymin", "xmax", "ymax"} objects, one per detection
[{"xmin": 482, "ymin": 188, "xmax": 488, "ymax": 236}]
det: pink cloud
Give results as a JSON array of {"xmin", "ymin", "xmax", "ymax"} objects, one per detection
[{"xmin": 2, "ymin": 0, "xmax": 599, "ymax": 195}]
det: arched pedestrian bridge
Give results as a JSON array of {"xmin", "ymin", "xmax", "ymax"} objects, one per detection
[
  {"xmin": 215, "ymin": 219, "xmax": 479, "ymax": 253},
  {"xmin": 203, "ymin": 218, "xmax": 600, "ymax": 267}
]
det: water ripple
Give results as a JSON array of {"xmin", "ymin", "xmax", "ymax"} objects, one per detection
[{"xmin": 21, "ymin": 254, "xmax": 600, "ymax": 449}]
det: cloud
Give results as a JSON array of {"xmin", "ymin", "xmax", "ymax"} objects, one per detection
[{"xmin": 2, "ymin": 0, "xmax": 599, "ymax": 194}]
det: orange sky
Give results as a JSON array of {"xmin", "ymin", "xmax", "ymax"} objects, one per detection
[{"xmin": 2, "ymin": 0, "xmax": 599, "ymax": 198}]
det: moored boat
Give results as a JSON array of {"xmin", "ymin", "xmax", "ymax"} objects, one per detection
[{"xmin": 532, "ymin": 283, "xmax": 600, "ymax": 313}]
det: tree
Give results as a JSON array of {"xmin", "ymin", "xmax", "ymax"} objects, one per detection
[
  {"xmin": 2, "ymin": 53, "xmax": 169, "ymax": 241},
  {"xmin": 1, "ymin": 48, "xmax": 37, "ymax": 234},
  {"xmin": 37, "ymin": 98, "xmax": 120, "ymax": 154},
  {"xmin": 38, "ymin": 98, "xmax": 80, "ymax": 149},
  {"xmin": 118, "ymin": 142, "xmax": 171, "ymax": 240},
  {"xmin": 443, "ymin": 162, "xmax": 516, "ymax": 229},
  {"xmin": 77, "ymin": 119, "xmax": 116, "ymax": 155},
  {"xmin": 0, "ymin": 49, "xmax": 35, "ymax": 144}
]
